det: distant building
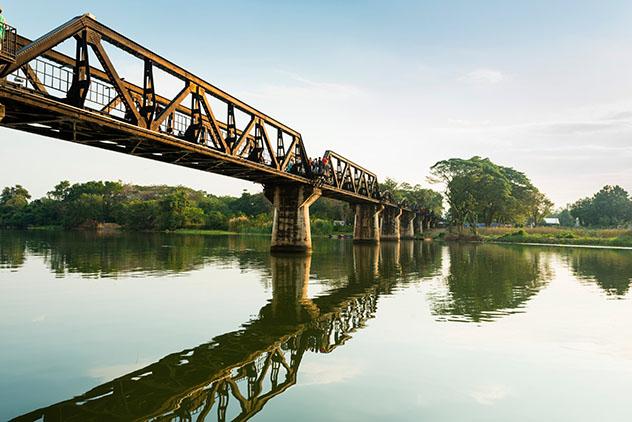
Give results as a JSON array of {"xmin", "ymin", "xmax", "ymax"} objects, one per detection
[
  {"xmin": 333, "ymin": 220, "xmax": 346, "ymax": 227},
  {"xmin": 543, "ymin": 217, "xmax": 560, "ymax": 226}
]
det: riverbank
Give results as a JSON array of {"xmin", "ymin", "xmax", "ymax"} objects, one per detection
[
  {"xmin": 15, "ymin": 227, "xmax": 353, "ymax": 238},
  {"xmin": 439, "ymin": 227, "xmax": 632, "ymax": 248}
]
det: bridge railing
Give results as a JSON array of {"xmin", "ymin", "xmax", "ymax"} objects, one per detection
[
  {"xmin": 315, "ymin": 150, "xmax": 381, "ymax": 200},
  {"xmin": 0, "ymin": 22, "xmax": 17, "ymax": 63}
]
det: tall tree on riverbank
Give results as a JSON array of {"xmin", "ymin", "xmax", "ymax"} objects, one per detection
[{"xmin": 429, "ymin": 157, "xmax": 551, "ymax": 231}]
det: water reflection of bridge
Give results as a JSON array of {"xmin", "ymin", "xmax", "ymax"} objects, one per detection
[{"xmin": 11, "ymin": 239, "xmax": 440, "ymax": 422}]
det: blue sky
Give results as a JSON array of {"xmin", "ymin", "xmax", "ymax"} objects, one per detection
[{"xmin": 2, "ymin": 0, "xmax": 632, "ymax": 205}]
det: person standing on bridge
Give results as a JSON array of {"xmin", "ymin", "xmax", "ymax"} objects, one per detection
[{"xmin": 0, "ymin": 6, "xmax": 5, "ymax": 53}]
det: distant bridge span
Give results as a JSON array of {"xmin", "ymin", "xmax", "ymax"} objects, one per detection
[{"xmin": 0, "ymin": 14, "xmax": 420, "ymax": 251}]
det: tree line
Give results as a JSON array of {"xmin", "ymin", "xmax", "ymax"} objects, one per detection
[
  {"xmin": 0, "ymin": 181, "xmax": 352, "ymax": 233},
  {"xmin": 0, "ymin": 179, "xmax": 443, "ymax": 233},
  {"xmin": 379, "ymin": 178, "xmax": 444, "ymax": 228},
  {"xmin": 430, "ymin": 156, "xmax": 632, "ymax": 230},
  {"xmin": 563, "ymin": 185, "xmax": 632, "ymax": 227}
]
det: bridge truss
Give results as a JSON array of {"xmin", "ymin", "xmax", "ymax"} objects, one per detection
[{"xmin": 0, "ymin": 14, "xmax": 385, "ymax": 205}]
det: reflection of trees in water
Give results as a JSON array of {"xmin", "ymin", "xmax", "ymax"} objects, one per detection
[
  {"xmin": 0, "ymin": 231, "xmax": 366, "ymax": 284},
  {"xmin": 0, "ymin": 230, "xmax": 272, "ymax": 277},
  {"xmin": 0, "ymin": 231, "xmax": 27, "ymax": 269},
  {"xmin": 562, "ymin": 248, "xmax": 632, "ymax": 297},
  {"xmin": 430, "ymin": 244, "xmax": 552, "ymax": 323}
]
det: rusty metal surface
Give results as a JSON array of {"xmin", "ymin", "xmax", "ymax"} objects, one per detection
[{"xmin": 0, "ymin": 14, "xmax": 397, "ymax": 206}]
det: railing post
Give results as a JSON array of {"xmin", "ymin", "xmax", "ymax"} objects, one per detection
[
  {"xmin": 226, "ymin": 103, "xmax": 237, "ymax": 151},
  {"xmin": 141, "ymin": 58, "xmax": 156, "ymax": 128},
  {"xmin": 66, "ymin": 30, "xmax": 91, "ymax": 108}
]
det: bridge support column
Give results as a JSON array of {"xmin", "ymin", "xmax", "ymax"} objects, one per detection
[
  {"xmin": 381, "ymin": 206, "xmax": 402, "ymax": 241},
  {"xmin": 264, "ymin": 184, "xmax": 321, "ymax": 253},
  {"xmin": 400, "ymin": 211, "xmax": 416, "ymax": 239},
  {"xmin": 353, "ymin": 204, "xmax": 383, "ymax": 243},
  {"xmin": 414, "ymin": 214, "xmax": 424, "ymax": 237}
]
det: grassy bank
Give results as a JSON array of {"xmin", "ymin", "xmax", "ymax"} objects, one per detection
[{"xmin": 468, "ymin": 227, "xmax": 632, "ymax": 247}]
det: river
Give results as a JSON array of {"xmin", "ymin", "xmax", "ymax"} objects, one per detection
[{"xmin": 1, "ymin": 230, "xmax": 632, "ymax": 421}]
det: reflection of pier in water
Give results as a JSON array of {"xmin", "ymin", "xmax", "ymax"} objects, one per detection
[{"xmin": 13, "ymin": 242, "xmax": 435, "ymax": 422}]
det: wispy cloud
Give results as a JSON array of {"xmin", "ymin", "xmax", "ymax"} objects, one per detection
[
  {"xmin": 459, "ymin": 68, "xmax": 507, "ymax": 85},
  {"xmin": 469, "ymin": 383, "xmax": 511, "ymax": 405},
  {"xmin": 249, "ymin": 70, "xmax": 366, "ymax": 101}
]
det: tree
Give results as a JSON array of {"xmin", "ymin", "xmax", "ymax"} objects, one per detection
[
  {"xmin": 430, "ymin": 157, "xmax": 547, "ymax": 231},
  {"xmin": 526, "ymin": 190, "xmax": 554, "ymax": 226},
  {"xmin": 554, "ymin": 208, "xmax": 575, "ymax": 227},
  {"xmin": 0, "ymin": 185, "xmax": 32, "ymax": 228},
  {"xmin": 570, "ymin": 185, "xmax": 632, "ymax": 227},
  {"xmin": 47, "ymin": 180, "xmax": 71, "ymax": 201},
  {"xmin": 592, "ymin": 185, "xmax": 631, "ymax": 226},
  {"xmin": 1, "ymin": 185, "xmax": 31, "ymax": 208},
  {"xmin": 430, "ymin": 157, "xmax": 502, "ymax": 231},
  {"xmin": 158, "ymin": 189, "xmax": 190, "ymax": 230},
  {"xmin": 379, "ymin": 178, "xmax": 404, "ymax": 202}
]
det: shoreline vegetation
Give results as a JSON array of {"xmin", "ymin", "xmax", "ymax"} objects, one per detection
[
  {"xmin": 0, "ymin": 178, "xmax": 442, "ymax": 237},
  {"xmin": 3, "ymin": 156, "xmax": 632, "ymax": 250},
  {"xmin": 438, "ymin": 227, "xmax": 632, "ymax": 248},
  {"xmin": 0, "ymin": 181, "xmax": 358, "ymax": 236},
  {"xmin": 9, "ymin": 225, "xmax": 632, "ymax": 250}
]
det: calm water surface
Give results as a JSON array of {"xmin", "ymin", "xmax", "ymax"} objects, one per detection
[{"xmin": 1, "ymin": 231, "xmax": 632, "ymax": 421}]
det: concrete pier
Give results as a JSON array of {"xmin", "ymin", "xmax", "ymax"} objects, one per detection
[
  {"xmin": 381, "ymin": 206, "xmax": 402, "ymax": 241},
  {"xmin": 414, "ymin": 214, "xmax": 424, "ymax": 237},
  {"xmin": 264, "ymin": 184, "xmax": 321, "ymax": 253},
  {"xmin": 400, "ymin": 211, "xmax": 416, "ymax": 239},
  {"xmin": 353, "ymin": 204, "xmax": 383, "ymax": 243}
]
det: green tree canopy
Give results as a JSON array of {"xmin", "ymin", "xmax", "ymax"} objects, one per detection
[
  {"xmin": 570, "ymin": 185, "xmax": 632, "ymax": 227},
  {"xmin": 430, "ymin": 157, "xmax": 551, "ymax": 230}
]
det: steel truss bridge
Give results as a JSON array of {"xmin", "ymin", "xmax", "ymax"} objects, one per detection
[
  {"xmin": 11, "ymin": 242, "xmax": 417, "ymax": 422},
  {"xmin": 0, "ymin": 14, "xmax": 426, "ymax": 250},
  {"xmin": 0, "ymin": 14, "xmax": 384, "ymax": 204}
]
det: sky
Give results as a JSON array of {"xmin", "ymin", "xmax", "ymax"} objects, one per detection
[{"xmin": 1, "ymin": 0, "xmax": 632, "ymax": 206}]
